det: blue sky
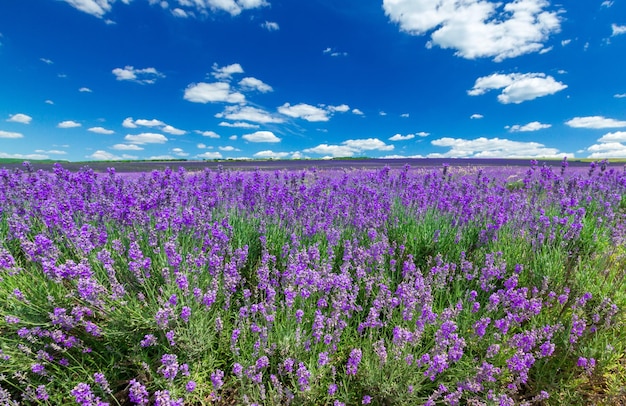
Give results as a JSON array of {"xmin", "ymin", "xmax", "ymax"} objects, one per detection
[{"xmin": 1, "ymin": 0, "xmax": 626, "ymax": 161}]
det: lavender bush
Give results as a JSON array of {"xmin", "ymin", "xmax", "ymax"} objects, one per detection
[{"xmin": 0, "ymin": 159, "xmax": 625, "ymax": 405}]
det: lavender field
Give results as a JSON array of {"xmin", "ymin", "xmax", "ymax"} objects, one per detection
[{"xmin": 1, "ymin": 160, "xmax": 625, "ymax": 405}]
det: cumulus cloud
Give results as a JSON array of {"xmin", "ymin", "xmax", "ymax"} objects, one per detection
[
  {"xmin": 238, "ymin": 77, "xmax": 273, "ymax": 93},
  {"xmin": 197, "ymin": 151, "xmax": 223, "ymax": 159},
  {"xmin": 211, "ymin": 63, "xmax": 244, "ymax": 80},
  {"xmin": 468, "ymin": 72, "xmax": 567, "ymax": 104},
  {"xmin": 172, "ymin": 8, "xmax": 190, "ymax": 18},
  {"xmin": 565, "ymin": 116, "xmax": 626, "ymax": 129},
  {"xmin": 389, "ymin": 133, "xmax": 415, "ymax": 141},
  {"xmin": 57, "ymin": 120, "xmax": 81, "ymax": 128},
  {"xmin": 0, "ymin": 152, "xmax": 49, "ymax": 160},
  {"xmin": 598, "ymin": 131, "xmax": 626, "ymax": 143},
  {"xmin": 383, "ymin": 0, "xmax": 561, "ymax": 61},
  {"xmin": 61, "ymin": 0, "xmax": 113, "ymax": 18},
  {"xmin": 219, "ymin": 146, "xmax": 241, "ymax": 152},
  {"xmin": 304, "ymin": 138, "xmax": 394, "ymax": 157},
  {"xmin": 278, "ymin": 103, "xmax": 330, "ymax": 122},
  {"xmin": 216, "ymin": 106, "xmax": 284, "ymax": 123},
  {"xmin": 122, "ymin": 117, "xmax": 186, "ymax": 135},
  {"xmin": 195, "ymin": 130, "xmax": 220, "ymax": 138},
  {"xmin": 87, "ymin": 150, "xmax": 137, "ymax": 161},
  {"xmin": 612, "ymin": 24, "xmax": 626, "ymax": 37},
  {"xmin": 242, "ymin": 131, "xmax": 281, "ymax": 143},
  {"xmin": 7, "ymin": 113, "xmax": 32, "ymax": 124},
  {"xmin": 507, "ymin": 121, "xmax": 551, "ymax": 132},
  {"xmin": 470, "ymin": 114, "xmax": 484, "ymax": 119},
  {"xmin": 352, "ymin": 108, "xmax": 364, "ymax": 116},
  {"xmin": 184, "ymin": 82, "xmax": 246, "ymax": 104},
  {"xmin": 111, "ymin": 143, "xmax": 143, "ymax": 151},
  {"xmin": 124, "ymin": 133, "xmax": 168, "ymax": 144},
  {"xmin": 171, "ymin": 148, "xmax": 189, "ymax": 157},
  {"xmin": 112, "ymin": 66, "xmax": 164, "ymax": 84},
  {"xmin": 587, "ymin": 142, "xmax": 626, "ymax": 158},
  {"xmin": 254, "ymin": 150, "xmax": 290, "ymax": 159},
  {"xmin": 430, "ymin": 137, "xmax": 568, "ymax": 158},
  {"xmin": 88, "ymin": 126, "xmax": 115, "ymax": 134},
  {"xmin": 218, "ymin": 121, "xmax": 260, "ymax": 129},
  {"xmin": 162, "ymin": 125, "xmax": 186, "ymax": 135},
  {"xmin": 0, "ymin": 130, "xmax": 24, "ymax": 139},
  {"xmin": 261, "ymin": 21, "xmax": 280, "ymax": 31}
]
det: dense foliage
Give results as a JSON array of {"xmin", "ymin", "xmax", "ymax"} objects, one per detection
[{"xmin": 1, "ymin": 160, "xmax": 625, "ymax": 405}]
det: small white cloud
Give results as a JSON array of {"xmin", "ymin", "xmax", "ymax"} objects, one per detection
[
  {"xmin": 61, "ymin": 0, "xmax": 113, "ymax": 18},
  {"xmin": 195, "ymin": 130, "xmax": 220, "ymax": 138},
  {"xmin": 238, "ymin": 77, "xmax": 273, "ymax": 93},
  {"xmin": 602, "ymin": 1, "xmax": 614, "ymax": 7},
  {"xmin": 328, "ymin": 104, "xmax": 350, "ymax": 113},
  {"xmin": 172, "ymin": 8, "xmax": 189, "ymax": 17},
  {"xmin": 229, "ymin": 135, "xmax": 238, "ymax": 140},
  {"xmin": 400, "ymin": 113, "xmax": 410, "ymax": 118},
  {"xmin": 417, "ymin": 132, "xmax": 430, "ymax": 137},
  {"xmin": 7, "ymin": 113, "xmax": 32, "ymax": 124},
  {"xmin": 470, "ymin": 113, "xmax": 484, "ymax": 119},
  {"xmin": 45, "ymin": 100, "xmax": 54, "ymax": 105},
  {"xmin": 134, "ymin": 118, "xmax": 164, "ymax": 127},
  {"xmin": 218, "ymin": 121, "xmax": 260, "ymax": 129},
  {"xmin": 219, "ymin": 146, "xmax": 241, "ymax": 152},
  {"xmin": 57, "ymin": 120, "xmax": 81, "ymax": 128},
  {"xmin": 389, "ymin": 133, "xmax": 415, "ymax": 141},
  {"xmin": 124, "ymin": 132, "xmax": 168, "ymax": 144},
  {"xmin": 507, "ymin": 121, "xmax": 552, "ymax": 132},
  {"xmin": 111, "ymin": 143, "xmax": 143, "ymax": 151},
  {"xmin": 40, "ymin": 58, "xmax": 53, "ymax": 64},
  {"xmin": 379, "ymin": 111, "xmax": 387, "ymax": 116},
  {"xmin": 0, "ymin": 152, "xmax": 49, "ymax": 159},
  {"xmin": 197, "ymin": 143, "xmax": 207, "ymax": 149},
  {"xmin": 79, "ymin": 87, "xmax": 93, "ymax": 93},
  {"xmin": 304, "ymin": 138, "xmax": 394, "ymax": 157},
  {"xmin": 216, "ymin": 106, "xmax": 284, "ymax": 123},
  {"xmin": 197, "ymin": 151, "xmax": 223, "ymax": 159},
  {"xmin": 162, "ymin": 125, "xmax": 186, "ymax": 135},
  {"xmin": 35, "ymin": 149, "xmax": 67, "ymax": 155},
  {"xmin": 148, "ymin": 155, "xmax": 176, "ymax": 160},
  {"xmin": 468, "ymin": 72, "xmax": 567, "ymax": 104},
  {"xmin": 123, "ymin": 117, "xmax": 185, "ymax": 134},
  {"xmin": 0, "ymin": 130, "xmax": 24, "ymax": 138},
  {"xmin": 598, "ymin": 131, "xmax": 626, "ymax": 143},
  {"xmin": 184, "ymin": 82, "xmax": 246, "ymax": 104},
  {"xmin": 565, "ymin": 116, "xmax": 626, "ymax": 129},
  {"xmin": 122, "ymin": 117, "xmax": 138, "ymax": 128},
  {"xmin": 261, "ymin": 21, "xmax": 280, "ymax": 31},
  {"xmin": 211, "ymin": 63, "xmax": 244, "ymax": 80},
  {"xmin": 88, "ymin": 126, "xmax": 115, "ymax": 134},
  {"xmin": 87, "ymin": 150, "xmax": 129, "ymax": 161},
  {"xmin": 430, "ymin": 136, "xmax": 569, "ymax": 158},
  {"xmin": 112, "ymin": 66, "xmax": 164, "ymax": 84},
  {"xmin": 611, "ymin": 24, "xmax": 626, "ymax": 37},
  {"xmin": 587, "ymin": 142, "xmax": 626, "ymax": 158},
  {"xmin": 352, "ymin": 108, "xmax": 364, "ymax": 116},
  {"xmin": 614, "ymin": 93, "xmax": 626, "ymax": 98},
  {"xmin": 254, "ymin": 150, "xmax": 289, "ymax": 159},
  {"xmin": 171, "ymin": 147, "xmax": 189, "ymax": 157},
  {"xmin": 303, "ymin": 144, "xmax": 356, "ymax": 157},
  {"xmin": 242, "ymin": 130, "xmax": 281, "ymax": 143},
  {"xmin": 278, "ymin": 103, "xmax": 329, "ymax": 122},
  {"xmin": 561, "ymin": 39, "xmax": 571, "ymax": 46},
  {"xmin": 323, "ymin": 47, "xmax": 347, "ymax": 57}
]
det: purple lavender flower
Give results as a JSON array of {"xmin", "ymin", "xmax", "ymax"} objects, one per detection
[
  {"xmin": 128, "ymin": 379, "xmax": 149, "ymax": 406},
  {"xmin": 180, "ymin": 306, "xmax": 191, "ymax": 323},
  {"xmin": 186, "ymin": 380, "xmax": 197, "ymax": 392},
  {"xmin": 159, "ymin": 353, "xmax": 179, "ymax": 380},
  {"xmin": 211, "ymin": 369, "xmax": 225, "ymax": 390},
  {"xmin": 140, "ymin": 334, "xmax": 157, "ymax": 347},
  {"xmin": 346, "ymin": 348, "xmax": 362, "ymax": 376}
]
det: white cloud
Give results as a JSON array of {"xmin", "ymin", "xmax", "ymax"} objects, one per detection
[
  {"xmin": 184, "ymin": 82, "xmax": 246, "ymax": 103},
  {"xmin": 278, "ymin": 103, "xmax": 329, "ymax": 122},
  {"xmin": 383, "ymin": 0, "xmax": 561, "ymax": 61},
  {"xmin": 468, "ymin": 72, "xmax": 567, "ymax": 104},
  {"xmin": 242, "ymin": 130, "xmax": 281, "ymax": 143},
  {"xmin": 87, "ymin": 150, "xmax": 138, "ymax": 161},
  {"xmin": 389, "ymin": 133, "xmax": 415, "ymax": 141},
  {"xmin": 218, "ymin": 121, "xmax": 260, "ymax": 129},
  {"xmin": 171, "ymin": 148, "xmax": 189, "ymax": 157},
  {"xmin": 229, "ymin": 135, "xmax": 238, "ymax": 140},
  {"xmin": 602, "ymin": 1, "xmax": 614, "ymax": 7},
  {"xmin": 303, "ymin": 138, "xmax": 394, "ymax": 157},
  {"xmin": 561, "ymin": 39, "xmax": 571, "ymax": 46},
  {"xmin": 352, "ymin": 108, "xmax": 364, "ymax": 116},
  {"xmin": 565, "ymin": 116, "xmax": 626, "ymax": 129},
  {"xmin": 219, "ymin": 146, "xmax": 241, "ymax": 151},
  {"xmin": 216, "ymin": 106, "xmax": 284, "ymax": 123},
  {"xmin": 587, "ymin": 142, "xmax": 626, "ymax": 158},
  {"xmin": 254, "ymin": 150, "xmax": 289, "ymax": 159},
  {"xmin": 417, "ymin": 132, "xmax": 430, "ymax": 137},
  {"xmin": 328, "ymin": 104, "xmax": 350, "ymax": 113},
  {"xmin": 35, "ymin": 149, "xmax": 67, "ymax": 155},
  {"xmin": 261, "ymin": 21, "xmax": 280, "ymax": 31},
  {"xmin": 122, "ymin": 117, "xmax": 138, "ymax": 128},
  {"xmin": 598, "ymin": 131, "xmax": 626, "ymax": 143},
  {"xmin": 400, "ymin": 113, "xmax": 410, "ymax": 118},
  {"xmin": 124, "ymin": 133, "xmax": 168, "ymax": 144},
  {"xmin": 57, "ymin": 120, "xmax": 81, "ymax": 128},
  {"xmin": 612, "ymin": 24, "xmax": 626, "ymax": 37},
  {"xmin": 197, "ymin": 143, "xmax": 207, "ymax": 149},
  {"xmin": 111, "ymin": 143, "xmax": 143, "ymax": 151},
  {"xmin": 379, "ymin": 111, "xmax": 387, "ymax": 116},
  {"xmin": 112, "ymin": 66, "xmax": 164, "ymax": 84},
  {"xmin": 88, "ymin": 126, "xmax": 115, "ymax": 134},
  {"xmin": 507, "ymin": 121, "xmax": 551, "ymax": 132},
  {"xmin": 430, "ymin": 136, "xmax": 568, "ymax": 158},
  {"xmin": 45, "ymin": 100, "xmax": 54, "ymax": 105},
  {"xmin": 61, "ymin": 0, "xmax": 113, "ymax": 18},
  {"xmin": 614, "ymin": 93, "xmax": 626, "ymax": 98},
  {"xmin": 79, "ymin": 87, "xmax": 93, "ymax": 93},
  {"xmin": 40, "ymin": 58, "xmax": 53, "ymax": 64},
  {"xmin": 195, "ymin": 130, "xmax": 220, "ymax": 138},
  {"xmin": 196, "ymin": 151, "xmax": 223, "ymax": 159},
  {"xmin": 134, "ymin": 119, "xmax": 164, "ymax": 127},
  {"xmin": 162, "ymin": 125, "xmax": 186, "ymax": 135},
  {"xmin": 211, "ymin": 63, "xmax": 244, "ymax": 80},
  {"xmin": 0, "ymin": 130, "xmax": 24, "ymax": 139},
  {"xmin": 172, "ymin": 8, "xmax": 189, "ymax": 17},
  {"xmin": 323, "ymin": 47, "xmax": 348, "ymax": 57},
  {"xmin": 0, "ymin": 152, "xmax": 49, "ymax": 160},
  {"xmin": 7, "ymin": 113, "xmax": 32, "ymax": 124},
  {"xmin": 238, "ymin": 77, "xmax": 273, "ymax": 93},
  {"xmin": 470, "ymin": 113, "xmax": 484, "ymax": 119}
]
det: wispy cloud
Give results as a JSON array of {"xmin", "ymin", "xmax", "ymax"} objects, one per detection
[
  {"xmin": 565, "ymin": 116, "xmax": 626, "ymax": 129},
  {"xmin": 88, "ymin": 126, "xmax": 114, "ymax": 134},
  {"xmin": 79, "ymin": 87, "xmax": 93, "ymax": 93},
  {"xmin": 211, "ymin": 63, "xmax": 244, "ymax": 80},
  {"xmin": 611, "ymin": 24, "xmax": 626, "ymax": 37},
  {"xmin": 122, "ymin": 117, "xmax": 186, "ymax": 135},
  {"xmin": 40, "ymin": 58, "xmax": 53, "ymax": 64},
  {"xmin": 430, "ymin": 137, "xmax": 568, "ymax": 158},
  {"xmin": 507, "ymin": 121, "xmax": 552, "ymax": 132},
  {"xmin": 261, "ymin": 21, "xmax": 280, "ymax": 31},
  {"xmin": 0, "ymin": 130, "xmax": 24, "ymax": 139},
  {"xmin": 112, "ymin": 66, "xmax": 165, "ymax": 84},
  {"xmin": 216, "ymin": 106, "xmax": 284, "ymax": 124}
]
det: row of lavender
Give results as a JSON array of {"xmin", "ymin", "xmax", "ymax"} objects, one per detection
[{"xmin": 0, "ymin": 160, "xmax": 625, "ymax": 405}]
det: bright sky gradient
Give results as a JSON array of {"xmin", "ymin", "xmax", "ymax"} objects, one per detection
[{"xmin": 1, "ymin": 0, "xmax": 626, "ymax": 161}]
